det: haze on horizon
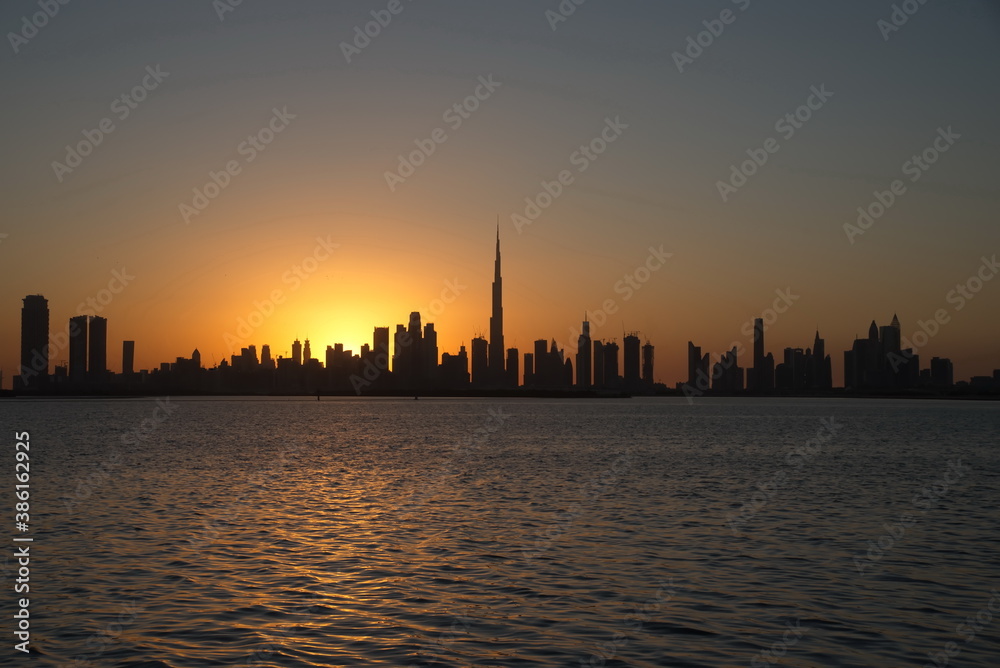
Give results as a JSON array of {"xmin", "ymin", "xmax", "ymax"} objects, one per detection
[{"xmin": 2, "ymin": 0, "xmax": 999, "ymax": 388}]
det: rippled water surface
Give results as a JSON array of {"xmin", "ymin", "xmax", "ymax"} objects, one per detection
[{"xmin": 2, "ymin": 397, "xmax": 999, "ymax": 666}]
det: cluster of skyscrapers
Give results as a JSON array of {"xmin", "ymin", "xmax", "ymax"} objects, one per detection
[
  {"xmin": 844, "ymin": 316, "xmax": 956, "ymax": 390},
  {"xmin": 15, "ymin": 295, "xmax": 131, "ymax": 392},
  {"xmin": 685, "ymin": 325, "xmax": 833, "ymax": 394},
  {"xmin": 9, "ymin": 233, "xmax": 998, "ymax": 395}
]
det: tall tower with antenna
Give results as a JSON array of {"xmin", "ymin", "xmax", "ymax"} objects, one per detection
[{"xmin": 488, "ymin": 222, "xmax": 506, "ymax": 386}]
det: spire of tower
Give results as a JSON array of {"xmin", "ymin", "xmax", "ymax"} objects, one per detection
[{"xmin": 494, "ymin": 221, "xmax": 501, "ymax": 279}]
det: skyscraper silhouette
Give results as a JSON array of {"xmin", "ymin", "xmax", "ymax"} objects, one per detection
[
  {"xmin": 69, "ymin": 315, "xmax": 88, "ymax": 382},
  {"xmin": 373, "ymin": 327, "xmax": 390, "ymax": 358},
  {"xmin": 576, "ymin": 319, "xmax": 592, "ymax": 388},
  {"xmin": 687, "ymin": 342, "xmax": 703, "ymax": 387},
  {"xmin": 89, "ymin": 316, "xmax": 107, "ymax": 381},
  {"xmin": 122, "ymin": 340, "xmax": 135, "ymax": 376},
  {"xmin": 488, "ymin": 225, "xmax": 505, "ymax": 386},
  {"xmin": 19, "ymin": 295, "xmax": 49, "ymax": 390},
  {"xmin": 642, "ymin": 341, "xmax": 654, "ymax": 386},
  {"xmin": 506, "ymin": 348, "xmax": 519, "ymax": 388},
  {"xmin": 603, "ymin": 340, "xmax": 620, "ymax": 388},
  {"xmin": 623, "ymin": 333, "xmax": 640, "ymax": 390},
  {"xmin": 749, "ymin": 318, "xmax": 775, "ymax": 391},
  {"xmin": 471, "ymin": 336, "xmax": 488, "ymax": 387}
]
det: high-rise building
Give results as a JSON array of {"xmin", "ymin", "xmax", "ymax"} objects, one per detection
[
  {"xmin": 471, "ymin": 337, "xmax": 488, "ymax": 387},
  {"xmin": 845, "ymin": 315, "xmax": 914, "ymax": 390},
  {"xmin": 292, "ymin": 339, "xmax": 302, "ymax": 365},
  {"xmin": 303, "ymin": 339, "xmax": 312, "ymax": 363},
  {"xmin": 576, "ymin": 320, "xmax": 592, "ymax": 388},
  {"xmin": 930, "ymin": 357, "xmax": 954, "ymax": 388},
  {"xmin": 488, "ymin": 226, "xmax": 505, "ymax": 385},
  {"xmin": 623, "ymin": 333, "xmax": 640, "ymax": 389},
  {"xmin": 642, "ymin": 341, "xmax": 654, "ymax": 385},
  {"xmin": 603, "ymin": 340, "xmax": 620, "ymax": 387},
  {"xmin": 523, "ymin": 352, "xmax": 534, "ymax": 387},
  {"xmin": 373, "ymin": 327, "xmax": 390, "ymax": 357},
  {"xmin": 69, "ymin": 315, "xmax": 88, "ymax": 382},
  {"xmin": 506, "ymin": 348, "xmax": 519, "ymax": 388},
  {"xmin": 687, "ymin": 342, "xmax": 703, "ymax": 387},
  {"xmin": 393, "ymin": 325, "xmax": 408, "ymax": 377},
  {"xmin": 712, "ymin": 346, "xmax": 743, "ymax": 392},
  {"xmin": 88, "ymin": 316, "xmax": 107, "ymax": 381},
  {"xmin": 19, "ymin": 295, "xmax": 49, "ymax": 390},
  {"xmin": 440, "ymin": 345, "xmax": 470, "ymax": 389},
  {"xmin": 811, "ymin": 330, "xmax": 832, "ymax": 390},
  {"xmin": 397, "ymin": 312, "xmax": 424, "ymax": 388},
  {"xmin": 424, "ymin": 322, "xmax": 438, "ymax": 382},
  {"xmin": 551, "ymin": 340, "xmax": 570, "ymax": 389},
  {"xmin": 533, "ymin": 339, "xmax": 548, "ymax": 386},
  {"xmin": 749, "ymin": 318, "xmax": 774, "ymax": 391},
  {"xmin": 122, "ymin": 340, "xmax": 135, "ymax": 375},
  {"xmin": 261, "ymin": 345, "xmax": 274, "ymax": 370},
  {"xmin": 593, "ymin": 341, "xmax": 605, "ymax": 388}
]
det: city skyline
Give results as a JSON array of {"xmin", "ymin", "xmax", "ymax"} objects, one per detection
[{"xmin": 9, "ymin": 231, "xmax": 998, "ymax": 393}]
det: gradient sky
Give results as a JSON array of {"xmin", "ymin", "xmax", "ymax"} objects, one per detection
[{"xmin": 2, "ymin": 0, "xmax": 999, "ymax": 388}]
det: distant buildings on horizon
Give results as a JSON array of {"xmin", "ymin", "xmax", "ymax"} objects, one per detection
[{"xmin": 9, "ymin": 235, "xmax": 1000, "ymax": 396}]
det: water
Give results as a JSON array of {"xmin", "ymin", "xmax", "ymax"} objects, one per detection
[{"xmin": 1, "ymin": 397, "xmax": 998, "ymax": 667}]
